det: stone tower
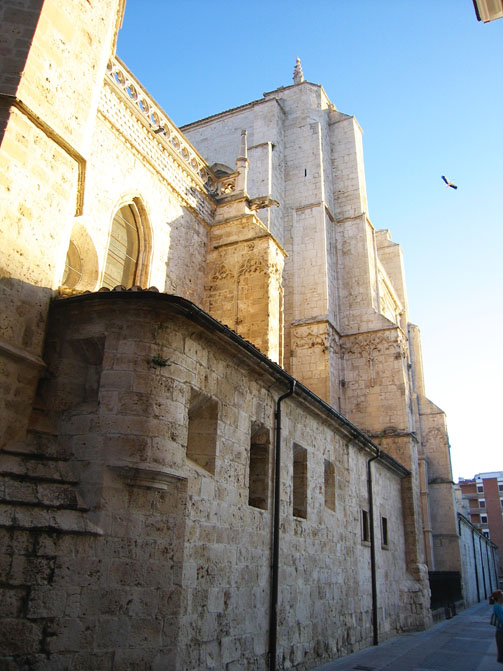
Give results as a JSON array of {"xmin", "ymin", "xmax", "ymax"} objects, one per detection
[{"xmin": 182, "ymin": 61, "xmax": 460, "ymax": 580}]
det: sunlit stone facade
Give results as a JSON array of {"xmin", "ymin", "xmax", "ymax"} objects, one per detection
[{"xmin": 0, "ymin": 2, "xmax": 497, "ymax": 669}]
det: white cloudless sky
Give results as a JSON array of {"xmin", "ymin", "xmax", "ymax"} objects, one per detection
[{"xmin": 117, "ymin": 0, "xmax": 503, "ymax": 481}]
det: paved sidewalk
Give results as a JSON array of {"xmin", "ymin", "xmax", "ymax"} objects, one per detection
[{"xmin": 308, "ymin": 601, "xmax": 500, "ymax": 671}]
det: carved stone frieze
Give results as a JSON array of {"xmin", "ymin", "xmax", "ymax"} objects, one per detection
[
  {"xmin": 341, "ymin": 330, "xmax": 407, "ymax": 360},
  {"xmin": 341, "ymin": 330, "xmax": 408, "ymax": 387},
  {"xmin": 293, "ymin": 329, "xmax": 327, "ymax": 351},
  {"xmin": 292, "ymin": 323, "xmax": 339, "ymax": 354},
  {"xmin": 238, "ymin": 257, "xmax": 266, "ymax": 277},
  {"xmin": 211, "ymin": 264, "xmax": 234, "ymax": 282}
]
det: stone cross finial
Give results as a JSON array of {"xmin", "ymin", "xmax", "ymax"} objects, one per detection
[{"xmin": 293, "ymin": 58, "xmax": 304, "ymax": 84}]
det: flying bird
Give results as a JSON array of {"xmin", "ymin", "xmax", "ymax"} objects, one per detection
[{"xmin": 441, "ymin": 175, "xmax": 458, "ymax": 189}]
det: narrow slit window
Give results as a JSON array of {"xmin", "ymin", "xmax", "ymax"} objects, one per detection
[
  {"xmin": 324, "ymin": 459, "xmax": 335, "ymax": 511},
  {"xmin": 248, "ymin": 424, "xmax": 269, "ymax": 510},
  {"xmin": 361, "ymin": 509, "xmax": 370, "ymax": 542},
  {"xmin": 292, "ymin": 444, "xmax": 307, "ymax": 519},
  {"xmin": 381, "ymin": 516, "xmax": 388, "ymax": 547}
]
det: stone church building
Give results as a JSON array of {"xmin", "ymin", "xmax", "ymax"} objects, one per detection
[{"xmin": 0, "ymin": 1, "xmax": 498, "ymax": 670}]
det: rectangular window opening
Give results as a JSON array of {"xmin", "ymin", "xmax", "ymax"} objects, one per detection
[
  {"xmin": 361, "ymin": 509, "xmax": 370, "ymax": 543},
  {"xmin": 186, "ymin": 389, "xmax": 218, "ymax": 474},
  {"xmin": 248, "ymin": 424, "xmax": 269, "ymax": 510},
  {"xmin": 324, "ymin": 459, "xmax": 335, "ymax": 511},
  {"xmin": 293, "ymin": 444, "xmax": 307, "ymax": 519}
]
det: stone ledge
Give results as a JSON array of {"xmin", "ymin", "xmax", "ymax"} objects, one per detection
[{"xmin": 108, "ymin": 464, "xmax": 186, "ymax": 490}]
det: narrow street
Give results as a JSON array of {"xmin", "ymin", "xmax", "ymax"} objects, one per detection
[{"xmin": 309, "ymin": 601, "xmax": 499, "ymax": 671}]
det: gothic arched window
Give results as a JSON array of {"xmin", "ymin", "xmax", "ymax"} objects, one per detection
[{"xmin": 103, "ymin": 200, "xmax": 151, "ymax": 289}]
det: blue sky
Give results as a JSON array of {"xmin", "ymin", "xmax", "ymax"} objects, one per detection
[{"xmin": 117, "ymin": 1, "xmax": 503, "ymax": 481}]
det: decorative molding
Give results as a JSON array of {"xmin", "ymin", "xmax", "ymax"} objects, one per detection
[
  {"xmin": 0, "ymin": 93, "xmax": 85, "ymax": 216},
  {"xmin": 105, "ymin": 56, "xmax": 217, "ymax": 193},
  {"xmin": 96, "ymin": 110, "xmax": 214, "ymax": 228}
]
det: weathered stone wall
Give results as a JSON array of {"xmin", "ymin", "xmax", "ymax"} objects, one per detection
[
  {"xmin": 204, "ymin": 214, "xmax": 285, "ymax": 363},
  {"xmin": 418, "ymin": 397, "xmax": 460, "ymax": 572},
  {"xmin": 0, "ymin": 0, "xmax": 124, "ymax": 447},
  {"xmin": 176, "ymin": 73, "xmax": 466, "ymax": 599},
  {"xmin": 458, "ymin": 514, "xmax": 499, "ymax": 606},
  {"xmin": 0, "ymin": 292, "xmax": 431, "ymax": 669},
  {"xmin": 0, "ymin": 1, "xmax": 468, "ymax": 663},
  {"xmin": 0, "ymin": 9, "xmax": 215, "ymax": 449},
  {"xmin": 82, "ymin": 85, "xmax": 212, "ymax": 302}
]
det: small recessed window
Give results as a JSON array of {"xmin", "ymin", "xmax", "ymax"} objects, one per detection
[
  {"xmin": 499, "ymin": 484, "xmax": 503, "ymax": 492},
  {"xmin": 186, "ymin": 390, "xmax": 218, "ymax": 474},
  {"xmin": 381, "ymin": 516, "xmax": 388, "ymax": 547},
  {"xmin": 248, "ymin": 424, "xmax": 269, "ymax": 510},
  {"xmin": 480, "ymin": 499, "xmax": 486, "ymax": 508},
  {"xmin": 292, "ymin": 444, "xmax": 307, "ymax": 519},
  {"xmin": 481, "ymin": 514, "xmax": 488, "ymax": 524},
  {"xmin": 324, "ymin": 459, "xmax": 335, "ymax": 511},
  {"xmin": 361, "ymin": 509, "xmax": 370, "ymax": 543},
  {"xmin": 477, "ymin": 485, "xmax": 484, "ymax": 493},
  {"xmin": 483, "ymin": 530, "xmax": 490, "ymax": 538}
]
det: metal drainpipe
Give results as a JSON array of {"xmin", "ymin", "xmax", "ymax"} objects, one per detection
[
  {"xmin": 479, "ymin": 535, "xmax": 487, "ymax": 599},
  {"xmin": 472, "ymin": 528, "xmax": 480, "ymax": 602},
  {"xmin": 269, "ymin": 380, "xmax": 296, "ymax": 671},
  {"xmin": 367, "ymin": 449, "xmax": 380, "ymax": 646},
  {"xmin": 492, "ymin": 545, "xmax": 499, "ymax": 591},
  {"xmin": 485, "ymin": 538, "xmax": 493, "ymax": 592}
]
